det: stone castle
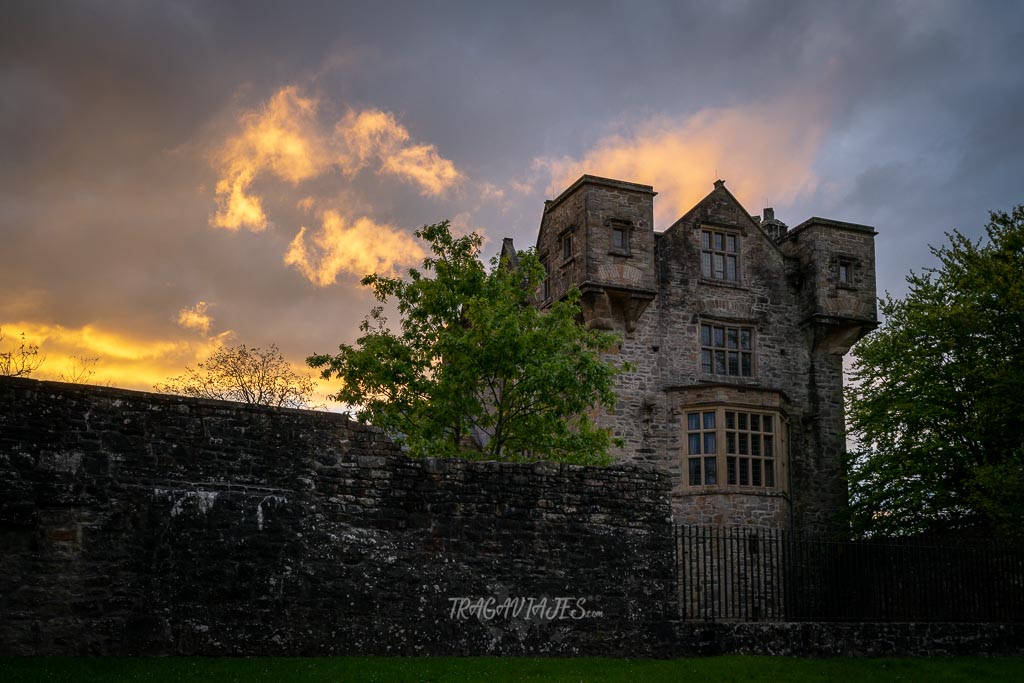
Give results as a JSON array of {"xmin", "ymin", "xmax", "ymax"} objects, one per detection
[{"xmin": 509, "ymin": 175, "xmax": 877, "ymax": 535}]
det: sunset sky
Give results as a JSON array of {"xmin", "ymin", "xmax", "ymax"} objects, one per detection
[{"xmin": 3, "ymin": 1, "xmax": 1023, "ymax": 404}]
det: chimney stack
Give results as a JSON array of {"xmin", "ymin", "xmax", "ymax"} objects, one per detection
[{"xmin": 760, "ymin": 207, "xmax": 788, "ymax": 241}]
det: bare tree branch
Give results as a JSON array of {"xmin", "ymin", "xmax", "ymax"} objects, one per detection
[{"xmin": 155, "ymin": 344, "xmax": 317, "ymax": 409}]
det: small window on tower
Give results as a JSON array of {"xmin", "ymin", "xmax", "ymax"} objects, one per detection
[
  {"xmin": 838, "ymin": 258, "xmax": 854, "ymax": 285},
  {"xmin": 561, "ymin": 233, "xmax": 573, "ymax": 261},
  {"xmin": 612, "ymin": 227, "xmax": 627, "ymax": 250}
]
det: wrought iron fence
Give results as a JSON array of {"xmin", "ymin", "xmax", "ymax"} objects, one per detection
[{"xmin": 674, "ymin": 525, "xmax": 1024, "ymax": 622}]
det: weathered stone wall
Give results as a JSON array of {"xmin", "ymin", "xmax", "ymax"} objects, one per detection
[
  {"xmin": 784, "ymin": 218, "xmax": 878, "ymax": 326},
  {"xmin": 679, "ymin": 492, "xmax": 789, "ymax": 528},
  {"xmin": 781, "ymin": 219, "xmax": 878, "ymax": 532},
  {"xmin": 2, "ymin": 377, "xmax": 1020, "ymax": 658},
  {"xmin": 537, "ymin": 182, "xmax": 587, "ymax": 306},
  {"xmin": 671, "ymin": 622, "xmax": 1024, "ymax": 657},
  {"xmin": 0, "ymin": 376, "xmax": 677, "ymax": 657}
]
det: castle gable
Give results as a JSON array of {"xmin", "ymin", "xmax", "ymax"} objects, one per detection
[
  {"xmin": 668, "ymin": 179, "xmax": 762, "ymax": 234},
  {"xmin": 656, "ymin": 180, "xmax": 791, "ymax": 300}
]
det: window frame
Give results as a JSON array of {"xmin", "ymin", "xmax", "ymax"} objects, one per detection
[
  {"xmin": 612, "ymin": 226, "xmax": 628, "ymax": 251},
  {"xmin": 608, "ymin": 219, "xmax": 632, "ymax": 255},
  {"xmin": 685, "ymin": 409, "xmax": 720, "ymax": 486},
  {"xmin": 838, "ymin": 257, "xmax": 855, "ymax": 287},
  {"xmin": 700, "ymin": 228, "xmax": 741, "ymax": 282},
  {"xmin": 560, "ymin": 232, "xmax": 574, "ymax": 262},
  {"xmin": 683, "ymin": 406, "xmax": 783, "ymax": 492},
  {"xmin": 700, "ymin": 322, "xmax": 755, "ymax": 378}
]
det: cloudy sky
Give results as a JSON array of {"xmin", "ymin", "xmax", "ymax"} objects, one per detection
[{"xmin": 3, "ymin": 0, "xmax": 1022, "ymax": 402}]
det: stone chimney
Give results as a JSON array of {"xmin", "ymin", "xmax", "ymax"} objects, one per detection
[{"xmin": 760, "ymin": 207, "xmax": 789, "ymax": 241}]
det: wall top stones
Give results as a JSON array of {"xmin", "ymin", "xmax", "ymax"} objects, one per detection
[
  {"xmin": 544, "ymin": 175, "xmax": 656, "ymax": 215},
  {"xmin": 0, "ymin": 374, "xmax": 667, "ymax": 491},
  {"xmin": 788, "ymin": 216, "xmax": 878, "ymax": 237}
]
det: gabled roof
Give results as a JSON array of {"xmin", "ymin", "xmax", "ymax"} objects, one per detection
[
  {"xmin": 664, "ymin": 179, "xmax": 762, "ymax": 234},
  {"xmin": 659, "ymin": 179, "xmax": 794, "ymax": 263}
]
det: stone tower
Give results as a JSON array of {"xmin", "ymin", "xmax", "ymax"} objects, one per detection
[{"xmin": 526, "ymin": 175, "xmax": 877, "ymax": 535}]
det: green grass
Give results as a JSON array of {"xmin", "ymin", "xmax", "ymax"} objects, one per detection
[{"xmin": 3, "ymin": 656, "xmax": 1023, "ymax": 683}]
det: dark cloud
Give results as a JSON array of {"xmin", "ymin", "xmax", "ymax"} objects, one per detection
[{"xmin": 2, "ymin": 0, "xmax": 1022, "ymax": 392}]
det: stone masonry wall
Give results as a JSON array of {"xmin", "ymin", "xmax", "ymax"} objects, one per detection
[
  {"xmin": 2, "ymin": 376, "xmax": 1020, "ymax": 659},
  {"xmin": 671, "ymin": 622, "xmax": 1024, "ymax": 657},
  {"xmin": 0, "ymin": 376, "xmax": 676, "ymax": 657}
]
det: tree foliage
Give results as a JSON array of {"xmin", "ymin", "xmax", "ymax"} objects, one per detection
[
  {"xmin": 0, "ymin": 328, "xmax": 45, "ymax": 377},
  {"xmin": 846, "ymin": 206, "xmax": 1024, "ymax": 537},
  {"xmin": 308, "ymin": 221, "xmax": 623, "ymax": 464},
  {"xmin": 156, "ymin": 343, "xmax": 317, "ymax": 409}
]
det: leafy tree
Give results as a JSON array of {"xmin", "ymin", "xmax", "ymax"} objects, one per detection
[
  {"xmin": 156, "ymin": 343, "xmax": 317, "ymax": 409},
  {"xmin": 845, "ymin": 206, "xmax": 1024, "ymax": 537},
  {"xmin": 308, "ymin": 221, "xmax": 623, "ymax": 464},
  {"xmin": 0, "ymin": 328, "xmax": 45, "ymax": 377}
]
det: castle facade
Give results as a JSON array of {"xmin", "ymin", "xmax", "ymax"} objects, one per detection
[{"xmin": 523, "ymin": 175, "xmax": 877, "ymax": 534}]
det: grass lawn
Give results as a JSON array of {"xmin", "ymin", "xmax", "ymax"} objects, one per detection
[{"xmin": 3, "ymin": 656, "xmax": 1023, "ymax": 682}]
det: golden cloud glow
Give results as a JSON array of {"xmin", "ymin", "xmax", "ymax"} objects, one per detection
[
  {"xmin": 536, "ymin": 99, "xmax": 824, "ymax": 226},
  {"xmin": 211, "ymin": 87, "xmax": 463, "ymax": 231},
  {"xmin": 338, "ymin": 109, "xmax": 463, "ymax": 194},
  {"xmin": 338, "ymin": 109, "xmax": 410, "ymax": 168},
  {"xmin": 297, "ymin": 196, "xmax": 316, "ymax": 213},
  {"xmin": 176, "ymin": 301, "xmax": 213, "ymax": 335},
  {"xmin": 4, "ymin": 319, "xmax": 342, "ymax": 410},
  {"xmin": 4, "ymin": 320, "xmax": 232, "ymax": 390},
  {"xmin": 381, "ymin": 144, "xmax": 463, "ymax": 196},
  {"xmin": 284, "ymin": 210, "xmax": 425, "ymax": 286},
  {"xmin": 212, "ymin": 86, "xmax": 326, "ymax": 230}
]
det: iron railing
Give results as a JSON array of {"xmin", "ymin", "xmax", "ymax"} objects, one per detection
[{"xmin": 675, "ymin": 525, "xmax": 1024, "ymax": 622}]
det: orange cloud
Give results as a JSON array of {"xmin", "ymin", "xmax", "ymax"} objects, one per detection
[
  {"xmin": 535, "ymin": 98, "xmax": 824, "ymax": 226},
  {"xmin": 338, "ymin": 109, "xmax": 463, "ymax": 195},
  {"xmin": 380, "ymin": 144, "xmax": 463, "ymax": 196},
  {"xmin": 284, "ymin": 210, "xmax": 426, "ymax": 286},
  {"xmin": 212, "ymin": 86, "xmax": 326, "ymax": 230},
  {"xmin": 4, "ymin": 318, "xmax": 345, "ymax": 410},
  {"xmin": 338, "ymin": 109, "xmax": 410, "ymax": 168},
  {"xmin": 4, "ymin": 320, "xmax": 233, "ymax": 390},
  {"xmin": 176, "ymin": 301, "xmax": 213, "ymax": 335},
  {"xmin": 211, "ymin": 87, "xmax": 463, "ymax": 231}
]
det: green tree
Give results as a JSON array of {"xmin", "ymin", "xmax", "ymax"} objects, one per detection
[
  {"xmin": 845, "ymin": 206, "xmax": 1024, "ymax": 537},
  {"xmin": 156, "ymin": 343, "xmax": 317, "ymax": 409},
  {"xmin": 308, "ymin": 221, "xmax": 623, "ymax": 464}
]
